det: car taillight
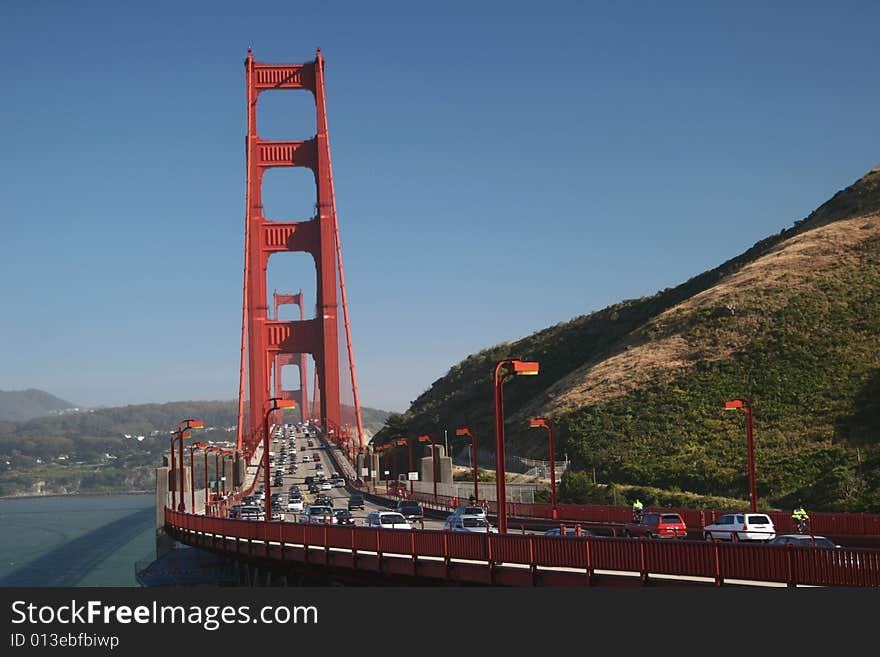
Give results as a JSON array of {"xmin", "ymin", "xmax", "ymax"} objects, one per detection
[{"xmin": 742, "ymin": 523, "xmax": 748, "ymax": 531}]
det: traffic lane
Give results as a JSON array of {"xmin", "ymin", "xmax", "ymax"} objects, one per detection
[{"xmin": 276, "ymin": 442, "xmax": 446, "ymax": 529}]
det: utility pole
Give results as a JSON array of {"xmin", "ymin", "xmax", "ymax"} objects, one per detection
[{"xmin": 444, "ymin": 429, "xmax": 448, "ymax": 460}]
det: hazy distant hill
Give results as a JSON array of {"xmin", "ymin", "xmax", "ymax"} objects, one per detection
[
  {"xmin": 372, "ymin": 168, "xmax": 880, "ymax": 512},
  {"xmin": 0, "ymin": 389, "xmax": 77, "ymax": 422}
]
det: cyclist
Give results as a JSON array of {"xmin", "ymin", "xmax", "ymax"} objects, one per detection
[
  {"xmin": 792, "ymin": 503, "xmax": 810, "ymax": 534},
  {"xmin": 632, "ymin": 498, "xmax": 644, "ymax": 522}
]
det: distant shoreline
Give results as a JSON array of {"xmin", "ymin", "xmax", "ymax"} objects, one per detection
[{"xmin": 0, "ymin": 490, "xmax": 152, "ymax": 501}]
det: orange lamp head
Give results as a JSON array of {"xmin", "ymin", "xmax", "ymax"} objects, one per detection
[{"xmin": 512, "ymin": 360, "xmax": 540, "ymax": 376}]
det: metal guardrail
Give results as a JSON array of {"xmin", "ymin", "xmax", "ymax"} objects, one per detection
[{"xmin": 362, "ymin": 489, "xmax": 880, "ymax": 538}]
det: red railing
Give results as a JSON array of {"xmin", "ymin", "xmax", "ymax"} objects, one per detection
[
  {"xmin": 372, "ymin": 489, "xmax": 880, "ymax": 538},
  {"xmin": 165, "ymin": 509, "xmax": 880, "ymax": 587}
]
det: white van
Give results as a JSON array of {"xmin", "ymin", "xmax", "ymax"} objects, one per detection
[
  {"xmin": 365, "ymin": 511, "xmax": 412, "ymax": 530},
  {"xmin": 703, "ymin": 513, "xmax": 776, "ymax": 542}
]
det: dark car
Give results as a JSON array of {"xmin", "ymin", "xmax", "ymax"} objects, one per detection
[
  {"xmin": 242, "ymin": 496, "xmax": 255, "ymax": 505},
  {"xmin": 348, "ymin": 494, "xmax": 365, "ymax": 511},
  {"xmin": 396, "ymin": 500, "xmax": 424, "ymax": 520},
  {"xmin": 333, "ymin": 508, "xmax": 355, "ymax": 525},
  {"xmin": 624, "ymin": 512, "xmax": 687, "ymax": 539},
  {"xmin": 544, "ymin": 527, "xmax": 595, "ymax": 537},
  {"xmin": 768, "ymin": 534, "xmax": 840, "ymax": 548},
  {"xmin": 315, "ymin": 494, "xmax": 334, "ymax": 507}
]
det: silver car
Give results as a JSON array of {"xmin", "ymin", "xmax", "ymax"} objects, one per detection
[{"xmin": 445, "ymin": 515, "xmax": 498, "ymax": 534}]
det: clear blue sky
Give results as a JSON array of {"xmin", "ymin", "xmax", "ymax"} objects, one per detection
[{"xmin": 1, "ymin": 1, "xmax": 878, "ymax": 412}]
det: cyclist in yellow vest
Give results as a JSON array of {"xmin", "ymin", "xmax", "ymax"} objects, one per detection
[
  {"xmin": 792, "ymin": 504, "xmax": 810, "ymax": 533},
  {"xmin": 632, "ymin": 498, "xmax": 644, "ymax": 521}
]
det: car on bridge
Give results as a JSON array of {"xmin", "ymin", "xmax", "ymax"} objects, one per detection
[
  {"xmin": 348, "ymin": 494, "xmax": 365, "ymax": 511},
  {"xmin": 623, "ymin": 512, "xmax": 687, "ymax": 539},
  {"xmin": 767, "ymin": 534, "xmax": 840, "ymax": 548},
  {"xmin": 396, "ymin": 500, "xmax": 424, "ymax": 521},
  {"xmin": 449, "ymin": 505, "xmax": 487, "ymax": 520},
  {"xmin": 365, "ymin": 511, "xmax": 411, "ymax": 530},
  {"xmin": 315, "ymin": 494, "xmax": 334, "ymax": 507},
  {"xmin": 333, "ymin": 508, "xmax": 356, "ymax": 525},
  {"xmin": 238, "ymin": 506, "xmax": 264, "ymax": 521},
  {"xmin": 298, "ymin": 505, "xmax": 336, "ymax": 524},
  {"xmin": 445, "ymin": 515, "xmax": 498, "ymax": 534},
  {"xmin": 543, "ymin": 527, "xmax": 595, "ymax": 537},
  {"xmin": 703, "ymin": 513, "xmax": 776, "ymax": 542},
  {"xmin": 286, "ymin": 498, "xmax": 304, "ymax": 512}
]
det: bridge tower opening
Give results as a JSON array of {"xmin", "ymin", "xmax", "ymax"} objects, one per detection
[
  {"xmin": 272, "ymin": 289, "xmax": 310, "ymax": 425},
  {"xmin": 236, "ymin": 49, "xmax": 364, "ymax": 457}
]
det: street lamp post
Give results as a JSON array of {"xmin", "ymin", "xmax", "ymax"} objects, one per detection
[
  {"xmin": 221, "ymin": 449, "xmax": 235, "ymax": 497},
  {"xmin": 394, "ymin": 439, "xmax": 410, "ymax": 495},
  {"xmin": 724, "ymin": 398, "xmax": 757, "ymax": 512},
  {"xmin": 169, "ymin": 432, "xmax": 178, "ymax": 512},
  {"xmin": 171, "ymin": 419, "xmax": 205, "ymax": 512},
  {"xmin": 455, "ymin": 427, "xmax": 479, "ymax": 503},
  {"xmin": 373, "ymin": 444, "xmax": 391, "ymax": 491},
  {"xmin": 213, "ymin": 448, "xmax": 221, "ymax": 498},
  {"xmin": 418, "ymin": 435, "xmax": 438, "ymax": 502},
  {"xmin": 494, "ymin": 359, "xmax": 540, "ymax": 534},
  {"xmin": 187, "ymin": 442, "xmax": 208, "ymax": 514},
  {"xmin": 203, "ymin": 447, "xmax": 210, "ymax": 514},
  {"xmin": 263, "ymin": 397, "xmax": 297, "ymax": 521},
  {"xmin": 529, "ymin": 418, "xmax": 557, "ymax": 519}
]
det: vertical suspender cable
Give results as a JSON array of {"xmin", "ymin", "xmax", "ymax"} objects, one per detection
[
  {"xmin": 237, "ymin": 50, "xmax": 255, "ymax": 453},
  {"xmin": 316, "ymin": 56, "xmax": 365, "ymax": 447}
]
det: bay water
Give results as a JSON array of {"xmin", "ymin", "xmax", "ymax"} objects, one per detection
[{"xmin": 0, "ymin": 494, "xmax": 155, "ymax": 587}]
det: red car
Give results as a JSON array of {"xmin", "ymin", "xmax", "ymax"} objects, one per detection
[{"xmin": 624, "ymin": 512, "xmax": 688, "ymax": 539}]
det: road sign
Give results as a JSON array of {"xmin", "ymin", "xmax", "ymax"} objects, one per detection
[{"xmin": 408, "ymin": 471, "xmax": 418, "ymax": 481}]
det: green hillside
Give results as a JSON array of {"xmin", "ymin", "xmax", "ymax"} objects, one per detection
[{"xmin": 372, "ymin": 168, "xmax": 880, "ymax": 512}]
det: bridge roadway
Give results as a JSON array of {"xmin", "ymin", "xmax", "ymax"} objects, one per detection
[
  {"xmin": 164, "ymin": 427, "xmax": 880, "ymax": 587},
  {"xmin": 270, "ymin": 427, "xmax": 445, "ymax": 530}
]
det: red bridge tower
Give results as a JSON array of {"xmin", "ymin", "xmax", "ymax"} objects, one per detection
[{"xmin": 236, "ymin": 49, "xmax": 362, "ymax": 455}]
